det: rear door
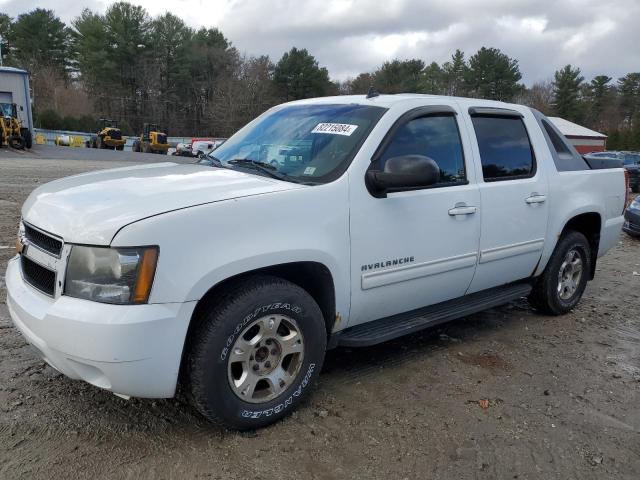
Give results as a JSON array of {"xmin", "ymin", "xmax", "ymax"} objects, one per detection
[{"xmin": 464, "ymin": 107, "xmax": 549, "ymax": 293}]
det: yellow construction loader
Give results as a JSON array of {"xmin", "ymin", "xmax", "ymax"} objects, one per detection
[
  {"xmin": 0, "ymin": 102, "xmax": 32, "ymax": 149},
  {"xmin": 87, "ymin": 119, "xmax": 125, "ymax": 150},
  {"xmin": 132, "ymin": 123, "xmax": 169, "ymax": 154}
]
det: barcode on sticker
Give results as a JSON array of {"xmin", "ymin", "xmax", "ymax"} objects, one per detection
[{"xmin": 311, "ymin": 123, "xmax": 358, "ymax": 136}]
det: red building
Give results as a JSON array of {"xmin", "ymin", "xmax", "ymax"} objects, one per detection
[{"xmin": 548, "ymin": 117, "xmax": 607, "ymax": 154}]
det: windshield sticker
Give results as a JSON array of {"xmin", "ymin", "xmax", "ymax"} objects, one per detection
[
  {"xmin": 311, "ymin": 123, "xmax": 358, "ymax": 136},
  {"xmin": 303, "ymin": 166, "xmax": 316, "ymax": 175}
]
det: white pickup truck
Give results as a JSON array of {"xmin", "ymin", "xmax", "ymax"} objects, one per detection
[{"xmin": 6, "ymin": 94, "xmax": 627, "ymax": 430}]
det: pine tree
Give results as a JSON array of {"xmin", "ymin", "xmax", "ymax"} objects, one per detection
[
  {"xmin": 617, "ymin": 73, "xmax": 640, "ymax": 127},
  {"xmin": 273, "ymin": 47, "xmax": 332, "ymax": 100},
  {"xmin": 419, "ymin": 62, "xmax": 444, "ymax": 94},
  {"xmin": 553, "ymin": 65, "xmax": 584, "ymax": 121},
  {"xmin": 464, "ymin": 47, "xmax": 522, "ymax": 101},
  {"xmin": 442, "ymin": 49, "xmax": 466, "ymax": 96}
]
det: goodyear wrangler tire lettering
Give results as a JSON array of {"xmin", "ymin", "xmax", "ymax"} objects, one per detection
[
  {"xmin": 239, "ymin": 364, "xmax": 315, "ymax": 419},
  {"xmin": 187, "ymin": 275, "xmax": 326, "ymax": 430}
]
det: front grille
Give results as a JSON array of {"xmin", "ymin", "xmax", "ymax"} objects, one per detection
[
  {"xmin": 157, "ymin": 134, "xmax": 167, "ymax": 144},
  {"xmin": 24, "ymin": 224, "xmax": 62, "ymax": 256},
  {"xmin": 21, "ymin": 255, "xmax": 56, "ymax": 296}
]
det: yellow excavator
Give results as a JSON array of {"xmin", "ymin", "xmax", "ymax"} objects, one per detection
[
  {"xmin": 132, "ymin": 123, "xmax": 169, "ymax": 154},
  {"xmin": 0, "ymin": 102, "xmax": 32, "ymax": 149},
  {"xmin": 87, "ymin": 119, "xmax": 125, "ymax": 150}
]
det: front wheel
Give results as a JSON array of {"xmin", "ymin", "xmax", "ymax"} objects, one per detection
[
  {"xmin": 186, "ymin": 276, "xmax": 326, "ymax": 430},
  {"xmin": 529, "ymin": 230, "xmax": 591, "ymax": 315}
]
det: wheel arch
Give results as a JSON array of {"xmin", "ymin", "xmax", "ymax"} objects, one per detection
[
  {"xmin": 560, "ymin": 211, "xmax": 602, "ymax": 280},
  {"xmin": 178, "ymin": 261, "xmax": 337, "ymax": 387}
]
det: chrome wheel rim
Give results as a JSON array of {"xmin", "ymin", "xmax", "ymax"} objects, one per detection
[
  {"xmin": 557, "ymin": 249, "xmax": 583, "ymax": 300},
  {"xmin": 227, "ymin": 314, "xmax": 304, "ymax": 403}
]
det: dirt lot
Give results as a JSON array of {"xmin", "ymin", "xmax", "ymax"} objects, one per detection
[{"xmin": 1, "ymin": 147, "xmax": 639, "ymax": 479}]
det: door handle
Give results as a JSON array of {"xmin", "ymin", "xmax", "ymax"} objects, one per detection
[
  {"xmin": 448, "ymin": 204, "xmax": 477, "ymax": 216},
  {"xmin": 525, "ymin": 193, "xmax": 547, "ymax": 204}
]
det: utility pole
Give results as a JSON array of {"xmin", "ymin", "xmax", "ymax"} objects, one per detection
[{"xmin": 0, "ymin": 34, "xmax": 3, "ymax": 67}]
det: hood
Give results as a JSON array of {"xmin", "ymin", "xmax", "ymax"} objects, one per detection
[{"xmin": 22, "ymin": 162, "xmax": 301, "ymax": 244}]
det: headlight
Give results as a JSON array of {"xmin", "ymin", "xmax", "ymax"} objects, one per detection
[{"xmin": 65, "ymin": 246, "xmax": 158, "ymax": 304}]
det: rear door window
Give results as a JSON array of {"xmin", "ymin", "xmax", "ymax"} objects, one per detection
[{"xmin": 471, "ymin": 116, "xmax": 535, "ymax": 181}]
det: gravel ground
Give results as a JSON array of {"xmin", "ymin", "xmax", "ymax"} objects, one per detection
[{"xmin": 1, "ymin": 147, "xmax": 639, "ymax": 479}]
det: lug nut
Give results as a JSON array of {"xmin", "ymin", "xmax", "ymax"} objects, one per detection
[
  {"xmin": 266, "ymin": 339, "xmax": 272, "ymax": 346},
  {"xmin": 271, "ymin": 348, "xmax": 277, "ymax": 355},
  {"xmin": 252, "ymin": 364, "xmax": 259, "ymax": 371},
  {"xmin": 265, "ymin": 361, "xmax": 271, "ymax": 368}
]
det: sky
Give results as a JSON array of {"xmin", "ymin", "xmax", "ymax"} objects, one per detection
[{"xmin": 1, "ymin": 0, "xmax": 639, "ymax": 85}]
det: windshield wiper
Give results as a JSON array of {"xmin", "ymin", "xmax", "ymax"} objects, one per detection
[
  {"xmin": 227, "ymin": 159, "xmax": 301, "ymax": 183},
  {"xmin": 198, "ymin": 154, "xmax": 226, "ymax": 167}
]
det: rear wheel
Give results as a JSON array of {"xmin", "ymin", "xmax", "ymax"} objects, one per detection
[
  {"xmin": 21, "ymin": 128, "xmax": 32, "ymax": 149},
  {"xmin": 529, "ymin": 231, "xmax": 591, "ymax": 315},
  {"xmin": 186, "ymin": 275, "xmax": 326, "ymax": 430}
]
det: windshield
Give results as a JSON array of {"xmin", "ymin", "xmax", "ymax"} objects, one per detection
[
  {"xmin": 0, "ymin": 103, "xmax": 12, "ymax": 118},
  {"xmin": 205, "ymin": 103, "xmax": 386, "ymax": 184}
]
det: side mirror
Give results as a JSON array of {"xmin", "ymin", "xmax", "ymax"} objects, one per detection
[{"xmin": 366, "ymin": 155, "xmax": 440, "ymax": 197}]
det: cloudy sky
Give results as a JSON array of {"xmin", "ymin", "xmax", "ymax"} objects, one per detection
[{"xmin": 1, "ymin": 0, "xmax": 639, "ymax": 84}]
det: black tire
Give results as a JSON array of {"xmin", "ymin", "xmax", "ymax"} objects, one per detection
[
  {"xmin": 116, "ymin": 144, "xmax": 124, "ymax": 151},
  {"xmin": 186, "ymin": 275, "xmax": 326, "ymax": 430},
  {"xmin": 528, "ymin": 230, "xmax": 591, "ymax": 315},
  {"xmin": 9, "ymin": 135, "xmax": 25, "ymax": 149},
  {"xmin": 21, "ymin": 128, "xmax": 32, "ymax": 149}
]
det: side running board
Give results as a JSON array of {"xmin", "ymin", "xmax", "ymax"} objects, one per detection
[{"xmin": 332, "ymin": 282, "xmax": 532, "ymax": 348}]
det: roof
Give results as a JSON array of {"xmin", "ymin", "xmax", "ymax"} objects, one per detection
[
  {"xmin": 0, "ymin": 66, "xmax": 28, "ymax": 75},
  {"xmin": 286, "ymin": 93, "xmax": 532, "ymax": 115},
  {"xmin": 547, "ymin": 117, "xmax": 606, "ymax": 139}
]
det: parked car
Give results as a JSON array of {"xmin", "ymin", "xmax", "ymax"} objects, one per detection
[
  {"xmin": 171, "ymin": 142, "xmax": 193, "ymax": 157},
  {"xmin": 6, "ymin": 94, "xmax": 627, "ymax": 430},
  {"xmin": 585, "ymin": 151, "xmax": 640, "ymax": 192},
  {"xmin": 54, "ymin": 135, "xmax": 71, "ymax": 147},
  {"xmin": 192, "ymin": 139, "xmax": 225, "ymax": 158},
  {"xmin": 623, "ymin": 196, "xmax": 640, "ymax": 237}
]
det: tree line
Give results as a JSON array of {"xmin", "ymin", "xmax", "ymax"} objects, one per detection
[{"xmin": 0, "ymin": 4, "xmax": 638, "ymax": 149}]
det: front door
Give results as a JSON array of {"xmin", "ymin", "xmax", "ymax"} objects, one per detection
[{"xmin": 348, "ymin": 106, "xmax": 481, "ymax": 327}]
